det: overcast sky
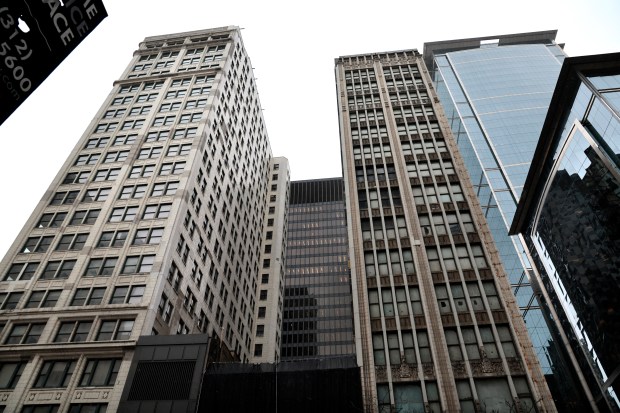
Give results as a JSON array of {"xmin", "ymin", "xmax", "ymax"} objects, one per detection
[{"xmin": 0, "ymin": 0, "xmax": 618, "ymax": 257}]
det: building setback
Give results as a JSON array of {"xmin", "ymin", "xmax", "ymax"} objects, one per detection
[
  {"xmin": 511, "ymin": 52, "xmax": 620, "ymax": 413},
  {"xmin": 0, "ymin": 26, "xmax": 288, "ymax": 412},
  {"xmin": 281, "ymin": 178, "xmax": 355, "ymax": 360},
  {"xmin": 335, "ymin": 50, "xmax": 555, "ymax": 412}
]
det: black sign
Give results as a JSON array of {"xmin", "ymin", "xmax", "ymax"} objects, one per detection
[{"xmin": 0, "ymin": 0, "xmax": 107, "ymax": 124}]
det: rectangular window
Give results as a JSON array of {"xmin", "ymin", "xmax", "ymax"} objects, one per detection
[
  {"xmin": 151, "ymin": 181, "xmax": 178, "ymax": 196},
  {"xmin": 109, "ymin": 285, "xmax": 145, "ymax": 304},
  {"xmin": 41, "ymin": 260, "xmax": 76, "ymax": 279},
  {"xmin": 159, "ymin": 161, "xmax": 186, "ymax": 175},
  {"xmin": 95, "ymin": 319, "xmax": 134, "ymax": 341},
  {"xmin": 110, "ymin": 133, "xmax": 138, "ymax": 146},
  {"xmin": 0, "ymin": 362, "xmax": 26, "ymax": 389},
  {"xmin": 129, "ymin": 164, "xmax": 155, "ymax": 178},
  {"xmin": 137, "ymin": 146, "xmax": 163, "ymax": 160},
  {"xmin": 50, "ymin": 190, "xmax": 79, "ymax": 205},
  {"xmin": 21, "ymin": 236, "xmax": 54, "ymax": 253},
  {"xmin": 67, "ymin": 404, "xmax": 107, "ymax": 413},
  {"xmin": 62, "ymin": 171, "xmax": 90, "ymax": 185},
  {"xmin": 4, "ymin": 323, "xmax": 45, "ymax": 344},
  {"xmin": 172, "ymin": 127, "xmax": 197, "ymax": 140},
  {"xmin": 97, "ymin": 230, "xmax": 129, "ymax": 248},
  {"xmin": 4, "ymin": 262, "xmax": 38, "ymax": 281},
  {"xmin": 152, "ymin": 115, "xmax": 175, "ymax": 127},
  {"xmin": 69, "ymin": 209, "xmax": 100, "ymax": 226},
  {"xmin": 166, "ymin": 144, "xmax": 192, "ymax": 157},
  {"xmin": 179, "ymin": 112, "xmax": 202, "ymax": 124},
  {"xmin": 103, "ymin": 150, "xmax": 129, "ymax": 163},
  {"xmin": 145, "ymin": 130, "xmax": 169, "ymax": 142},
  {"xmin": 142, "ymin": 203, "xmax": 172, "ymax": 219},
  {"xmin": 55, "ymin": 233, "xmax": 88, "ymax": 251},
  {"xmin": 133, "ymin": 227, "xmax": 164, "ymax": 245},
  {"xmin": 25, "ymin": 290, "xmax": 61, "ymax": 309},
  {"xmin": 121, "ymin": 255, "xmax": 155, "ymax": 274},
  {"xmin": 70, "ymin": 287, "xmax": 106, "ymax": 306},
  {"xmin": 82, "ymin": 187, "xmax": 110, "ymax": 202},
  {"xmin": 85, "ymin": 137, "xmax": 109, "ymax": 149},
  {"xmin": 54, "ymin": 320, "xmax": 93, "ymax": 343},
  {"xmin": 79, "ymin": 359, "xmax": 121, "ymax": 387},
  {"xmin": 34, "ymin": 360, "xmax": 77, "ymax": 388},
  {"xmin": 36, "ymin": 212, "xmax": 66, "ymax": 228},
  {"xmin": 109, "ymin": 206, "xmax": 139, "ymax": 222},
  {"xmin": 83, "ymin": 257, "xmax": 118, "ymax": 277},
  {"xmin": 119, "ymin": 184, "xmax": 147, "ymax": 199},
  {"xmin": 74, "ymin": 153, "xmax": 100, "ymax": 166}
]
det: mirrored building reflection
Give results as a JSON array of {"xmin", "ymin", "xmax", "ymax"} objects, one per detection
[{"xmin": 512, "ymin": 52, "xmax": 620, "ymax": 413}]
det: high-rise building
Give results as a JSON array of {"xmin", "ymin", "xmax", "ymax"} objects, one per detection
[
  {"xmin": 0, "ymin": 26, "xmax": 288, "ymax": 412},
  {"xmin": 281, "ymin": 178, "xmax": 355, "ymax": 360},
  {"xmin": 335, "ymin": 49, "xmax": 555, "ymax": 412},
  {"xmin": 511, "ymin": 52, "xmax": 620, "ymax": 413},
  {"xmin": 421, "ymin": 31, "xmax": 593, "ymax": 410}
]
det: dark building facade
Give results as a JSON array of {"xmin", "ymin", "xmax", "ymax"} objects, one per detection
[
  {"xmin": 512, "ymin": 53, "xmax": 620, "ymax": 412},
  {"xmin": 281, "ymin": 178, "xmax": 355, "ymax": 360}
]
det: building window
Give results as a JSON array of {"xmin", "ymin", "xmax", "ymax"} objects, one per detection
[
  {"xmin": 95, "ymin": 319, "xmax": 134, "ymax": 341},
  {"xmin": 142, "ymin": 203, "xmax": 172, "ymax": 219},
  {"xmin": 34, "ymin": 360, "xmax": 77, "ymax": 388},
  {"xmin": 70, "ymin": 287, "xmax": 106, "ymax": 306},
  {"xmin": 258, "ymin": 307, "xmax": 266, "ymax": 318},
  {"xmin": 50, "ymin": 190, "xmax": 79, "ymax": 205},
  {"xmin": 69, "ymin": 209, "xmax": 100, "ymax": 225},
  {"xmin": 54, "ymin": 321, "xmax": 92, "ymax": 343},
  {"xmin": 4, "ymin": 323, "xmax": 45, "ymax": 344},
  {"xmin": 85, "ymin": 137, "xmax": 110, "ymax": 148},
  {"xmin": 37, "ymin": 212, "xmax": 67, "ymax": 228},
  {"xmin": 121, "ymin": 255, "xmax": 155, "ymax": 274},
  {"xmin": 0, "ymin": 292, "xmax": 23, "ymax": 309},
  {"xmin": 112, "ymin": 134, "xmax": 137, "ymax": 146},
  {"xmin": 261, "ymin": 274, "xmax": 269, "ymax": 284},
  {"xmin": 109, "ymin": 206, "xmax": 139, "ymax": 222},
  {"xmin": 256, "ymin": 325, "xmax": 264, "ymax": 337},
  {"xmin": 109, "ymin": 285, "xmax": 145, "ymax": 304},
  {"xmin": 67, "ymin": 404, "xmax": 107, "ymax": 413},
  {"xmin": 146, "ymin": 130, "xmax": 169, "ymax": 142},
  {"xmin": 103, "ymin": 150, "xmax": 129, "ymax": 163},
  {"xmin": 259, "ymin": 290, "xmax": 268, "ymax": 300},
  {"xmin": 137, "ymin": 146, "xmax": 163, "ymax": 160},
  {"xmin": 151, "ymin": 181, "xmax": 179, "ymax": 196},
  {"xmin": 62, "ymin": 171, "xmax": 90, "ymax": 184},
  {"xmin": 25, "ymin": 290, "xmax": 61, "ymax": 309},
  {"xmin": 82, "ymin": 187, "xmax": 110, "ymax": 202},
  {"xmin": 55, "ymin": 233, "xmax": 88, "ymax": 251},
  {"xmin": 21, "ymin": 236, "xmax": 54, "ymax": 253},
  {"xmin": 179, "ymin": 112, "xmax": 202, "ymax": 124},
  {"xmin": 79, "ymin": 359, "xmax": 121, "ymax": 387},
  {"xmin": 173, "ymin": 127, "xmax": 197, "ymax": 139},
  {"xmin": 97, "ymin": 230, "xmax": 129, "ymax": 248},
  {"xmin": 119, "ymin": 184, "xmax": 148, "ymax": 199},
  {"xmin": 158, "ymin": 293, "xmax": 173, "ymax": 323},
  {"xmin": 166, "ymin": 144, "xmax": 192, "ymax": 157},
  {"xmin": 128, "ymin": 164, "xmax": 155, "ymax": 178},
  {"xmin": 4, "ymin": 262, "xmax": 38, "ymax": 281},
  {"xmin": 152, "ymin": 115, "xmax": 175, "ymax": 127},
  {"xmin": 0, "ymin": 362, "xmax": 26, "ymax": 389},
  {"xmin": 83, "ymin": 257, "xmax": 118, "ymax": 277},
  {"xmin": 22, "ymin": 405, "xmax": 60, "ymax": 413},
  {"xmin": 254, "ymin": 344, "xmax": 263, "ymax": 357},
  {"xmin": 159, "ymin": 161, "xmax": 186, "ymax": 175},
  {"xmin": 133, "ymin": 228, "xmax": 164, "ymax": 245},
  {"xmin": 41, "ymin": 260, "xmax": 75, "ymax": 279}
]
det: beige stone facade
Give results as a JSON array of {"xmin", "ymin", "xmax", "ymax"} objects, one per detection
[{"xmin": 0, "ymin": 27, "xmax": 288, "ymax": 412}]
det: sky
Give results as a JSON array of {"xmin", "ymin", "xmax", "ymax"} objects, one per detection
[{"xmin": 0, "ymin": 0, "xmax": 618, "ymax": 257}]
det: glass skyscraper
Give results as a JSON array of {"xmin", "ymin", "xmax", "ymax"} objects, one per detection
[
  {"xmin": 512, "ymin": 53, "xmax": 620, "ymax": 413},
  {"xmin": 423, "ymin": 31, "xmax": 589, "ymax": 410},
  {"xmin": 281, "ymin": 178, "xmax": 355, "ymax": 360}
]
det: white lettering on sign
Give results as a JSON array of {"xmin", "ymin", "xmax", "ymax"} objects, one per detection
[{"xmin": 41, "ymin": 0, "xmax": 100, "ymax": 47}]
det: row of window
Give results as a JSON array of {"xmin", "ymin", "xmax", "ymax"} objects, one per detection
[
  {"xmin": 93, "ymin": 112, "xmax": 201, "ymax": 134},
  {"xmin": 62, "ymin": 161, "xmax": 185, "ymax": 187},
  {"xmin": 84, "ymin": 127, "xmax": 197, "ymax": 151},
  {"xmin": 0, "ymin": 357, "xmax": 120, "ymax": 391},
  {"xmin": 4, "ymin": 253, "xmax": 154, "ymax": 282},
  {"xmin": 3, "ymin": 318, "xmax": 133, "ymax": 346}
]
